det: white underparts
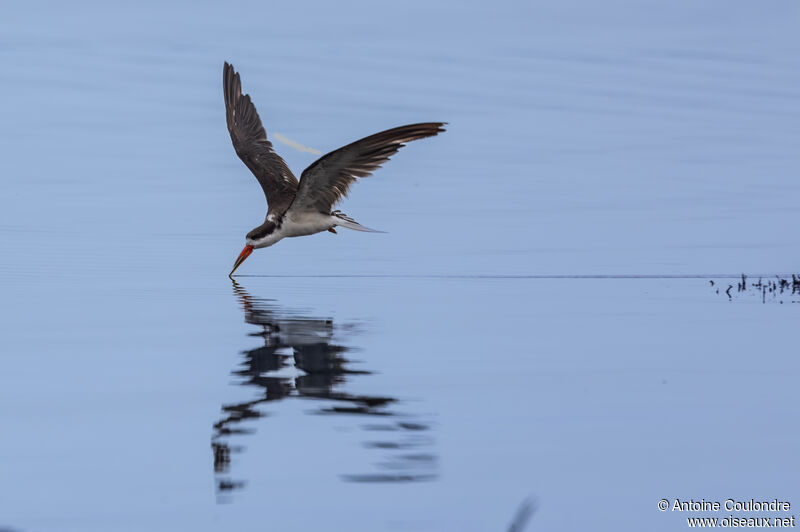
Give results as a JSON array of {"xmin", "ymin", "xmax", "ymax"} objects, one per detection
[{"xmin": 248, "ymin": 212, "xmax": 378, "ymax": 249}]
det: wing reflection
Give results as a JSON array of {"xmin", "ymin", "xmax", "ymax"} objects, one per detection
[{"xmin": 212, "ymin": 281, "xmax": 438, "ymax": 501}]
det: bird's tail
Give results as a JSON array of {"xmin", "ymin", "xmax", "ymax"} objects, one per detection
[{"xmin": 332, "ymin": 211, "xmax": 385, "ymax": 233}]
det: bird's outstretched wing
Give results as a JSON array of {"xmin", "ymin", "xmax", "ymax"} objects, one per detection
[
  {"xmin": 288, "ymin": 123, "xmax": 445, "ymax": 214},
  {"xmin": 223, "ymin": 62, "xmax": 298, "ymax": 217}
]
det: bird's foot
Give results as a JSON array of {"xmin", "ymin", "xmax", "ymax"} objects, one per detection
[{"xmin": 328, "ymin": 228, "xmax": 337, "ymax": 234}]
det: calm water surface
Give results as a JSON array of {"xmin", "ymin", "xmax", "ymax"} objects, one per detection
[{"xmin": 1, "ymin": 1, "xmax": 799, "ymax": 530}]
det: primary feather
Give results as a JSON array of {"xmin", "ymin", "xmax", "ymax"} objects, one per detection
[
  {"xmin": 288, "ymin": 122, "xmax": 446, "ymax": 215},
  {"xmin": 223, "ymin": 62, "xmax": 298, "ymax": 217}
]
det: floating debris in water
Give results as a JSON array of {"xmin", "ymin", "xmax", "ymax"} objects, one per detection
[
  {"xmin": 714, "ymin": 274, "xmax": 800, "ymax": 303},
  {"xmin": 507, "ymin": 497, "xmax": 538, "ymax": 532}
]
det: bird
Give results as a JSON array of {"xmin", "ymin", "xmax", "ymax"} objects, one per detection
[{"xmin": 223, "ymin": 62, "xmax": 445, "ymax": 277}]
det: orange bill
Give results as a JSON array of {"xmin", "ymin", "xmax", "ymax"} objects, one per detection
[{"xmin": 229, "ymin": 245, "xmax": 254, "ymax": 277}]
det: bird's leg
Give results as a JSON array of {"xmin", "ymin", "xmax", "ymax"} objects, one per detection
[{"xmin": 328, "ymin": 228, "xmax": 337, "ymax": 234}]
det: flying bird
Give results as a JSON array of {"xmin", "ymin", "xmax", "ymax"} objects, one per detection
[{"xmin": 223, "ymin": 62, "xmax": 445, "ymax": 276}]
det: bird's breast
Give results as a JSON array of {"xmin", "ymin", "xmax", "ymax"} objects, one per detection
[{"xmin": 283, "ymin": 212, "xmax": 336, "ymax": 238}]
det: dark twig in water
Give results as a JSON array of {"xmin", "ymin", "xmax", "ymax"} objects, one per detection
[
  {"xmin": 714, "ymin": 273, "xmax": 800, "ymax": 303},
  {"xmin": 508, "ymin": 497, "xmax": 538, "ymax": 532}
]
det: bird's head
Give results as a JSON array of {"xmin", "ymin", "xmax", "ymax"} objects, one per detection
[{"xmin": 229, "ymin": 220, "xmax": 279, "ymax": 276}]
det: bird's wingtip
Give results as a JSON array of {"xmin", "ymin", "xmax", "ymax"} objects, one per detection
[{"xmin": 223, "ymin": 61, "xmax": 236, "ymax": 77}]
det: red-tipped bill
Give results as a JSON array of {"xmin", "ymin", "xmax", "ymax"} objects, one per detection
[{"xmin": 229, "ymin": 244, "xmax": 253, "ymax": 277}]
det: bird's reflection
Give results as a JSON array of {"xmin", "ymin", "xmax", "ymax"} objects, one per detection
[{"xmin": 212, "ymin": 281, "xmax": 437, "ymax": 501}]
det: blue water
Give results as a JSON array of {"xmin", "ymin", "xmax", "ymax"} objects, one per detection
[{"xmin": 1, "ymin": 1, "xmax": 799, "ymax": 530}]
